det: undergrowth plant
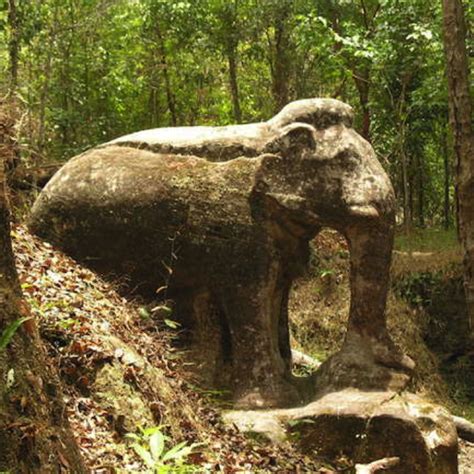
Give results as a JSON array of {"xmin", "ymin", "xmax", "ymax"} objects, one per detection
[
  {"xmin": 0, "ymin": 317, "xmax": 31, "ymax": 351},
  {"xmin": 126, "ymin": 426, "xmax": 200, "ymax": 473}
]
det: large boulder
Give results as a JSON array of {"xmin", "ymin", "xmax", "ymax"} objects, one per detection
[{"xmin": 224, "ymin": 390, "xmax": 459, "ymax": 473}]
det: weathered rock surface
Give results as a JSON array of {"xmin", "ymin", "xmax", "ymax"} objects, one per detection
[
  {"xmin": 103, "ymin": 98, "xmax": 354, "ymax": 161},
  {"xmin": 29, "ymin": 98, "xmax": 413, "ymax": 408},
  {"xmin": 224, "ymin": 390, "xmax": 459, "ymax": 473}
]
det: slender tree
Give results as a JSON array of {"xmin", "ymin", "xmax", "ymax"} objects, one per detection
[
  {"xmin": 220, "ymin": 1, "xmax": 242, "ymax": 122},
  {"xmin": 441, "ymin": 0, "xmax": 474, "ymax": 333},
  {"xmin": 269, "ymin": 0, "xmax": 293, "ymax": 112},
  {"xmin": 0, "ymin": 102, "xmax": 85, "ymax": 473},
  {"xmin": 7, "ymin": 0, "xmax": 20, "ymax": 95}
]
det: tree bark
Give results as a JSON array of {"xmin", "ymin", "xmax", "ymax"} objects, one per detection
[
  {"xmin": 270, "ymin": 1, "xmax": 293, "ymax": 112},
  {"xmin": 0, "ymin": 104, "xmax": 85, "ymax": 473},
  {"xmin": 442, "ymin": 0, "xmax": 474, "ymax": 334},
  {"xmin": 227, "ymin": 48, "xmax": 242, "ymax": 123},
  {"xmin": 7, "ymin": 0, "xmax": 20, "ymax": 94},
  {"xmin": 221, "ymin": 1, "xmax": 242, "ymax": 123},
  {"xmin": 352, "ymin": 68, "xmax": 371, "ymax": 141},
  {"xmin": 417, "ymin": 153, "xmax": 425, "ymax": 228},
  {"xmin": 154, "ymin": 22, "xmax": 177, "ymax": 126},
  {"xmin": 396, "ymin": 76, "xmax": 412, "ymax": 233},
  {"xmin": 400, "ymin": 133, "xmax": 411, "ymax": 233},
  {"xmin": 443, "ymin": 124, "xmax": 451, "ymax": 230}
]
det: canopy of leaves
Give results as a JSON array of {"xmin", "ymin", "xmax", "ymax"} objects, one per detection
[{"xmin": 1, "ymin": 0, "xmax": 472, "ymax": 226}]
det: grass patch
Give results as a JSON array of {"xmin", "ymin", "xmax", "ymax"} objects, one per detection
[{"xmin": 395, "ymin": 227, "xmax": 459, "ymax": 253}]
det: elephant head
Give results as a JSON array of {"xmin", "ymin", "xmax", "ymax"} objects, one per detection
[{"xmin": 252, "ymin": 119, "xmax": 414, "ymax": 392}]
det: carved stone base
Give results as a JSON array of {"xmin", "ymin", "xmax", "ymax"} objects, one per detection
[{"xmin": 223, "ymin": 390, "xmax": 458, "ymax": 473}]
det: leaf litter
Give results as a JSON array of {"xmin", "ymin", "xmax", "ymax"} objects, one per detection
[{"xmin": 12, "ymin": 223, "xmax": 333, "ymax": 473}]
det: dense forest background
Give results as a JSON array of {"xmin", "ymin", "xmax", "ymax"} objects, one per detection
[
  {"xmin": 0, "ymin": 0, "xmax": 473, "ymax": 229},
  {"xmin": 0, "ymin": 1, "xmax": 473, "ymax": 471}
]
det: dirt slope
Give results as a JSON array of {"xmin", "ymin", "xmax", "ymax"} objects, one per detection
[
  {"xmin": 12, "ymin": 224, "xmax": 328, "ymax": 472},
  {"xmin": 11, "ymin": 224, "xmax": 473, "ymax": 472}
]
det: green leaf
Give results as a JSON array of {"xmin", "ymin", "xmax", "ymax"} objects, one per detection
[
  {"xmin": 142, "ymin": 425, "xmax": 164, "ymax": 437},
  {"xmin": 287, "ymin": 418, "xmax": 316, "ymax": 427},
  {"xmin": 132, "ymin": 443, "xmax": 155, "ymax": 469},
  {"xmin": 138, "ymin": 307, "xmax": 151, "ymax": 319},
  {"xmin": 164, "ymin": 319, "xmax": 180, "ymax": 329},
  {"xmin": 149, "ymin": 430, "xmax": 165, "ymax": 461},
  {"xmin": 0, "ymin": 318, "xmax": 32, "ymax": 351},
  {"xmin": 161, "ymin": 441, "xmax": 194, "ymax": 462}
]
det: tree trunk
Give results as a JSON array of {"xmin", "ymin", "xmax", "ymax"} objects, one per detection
[
  {"xmin": 417, "ymin": 153, "xmax": 425, "ymax": 228},
  {"xmin": 352, "ymin": 68, "xmax": 371, "ymax": 141},
  {"xmin": 400, "ymin": 138, "xmax": 411, "ymax": 233},
  {"xmin": 227, "ymin": 49, "xmax": 242, "ymax": 123},
  {"xmin": 154, "ymin": 23, "xmax": 177, "ymax": 126},
  {"xmin": 0, "ymin": 104, "xmax": 86, "ymax": 473},
  {"xmin": 220, "ymin": 1, "xmax": 242, "ymax": 123},
  {"xmin": 7, "ymin": 0, "xmax": 20, "ymax": 94},
  {"xmin": 443, "ymin": 125, "xmax": 451, "ymax": 230},
  {"xmin": 397, "ymin": 76, "xmax": 412, "ymax": 234},
  {"xmin": 271, "ymin": 2, "xmax": 292, "ymax": 112},
  {"xmin": 442, "ymin": 0, "xmax": 474, "ymax": 333},
  {"xmin": 38, "ymin": 51, "xmax": 53, "ymax": 154}
]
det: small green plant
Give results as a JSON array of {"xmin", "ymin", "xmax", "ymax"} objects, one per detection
[
  {"xmin": 393, "ymin": 271, "xmax": 441, "ymax": 307},
  {"xmin": 319, "ymin": 268, "xmax": 335, "ymax": 279},
  {"xmin": 126, "ymin": 426, "xmax": 200, "ymax": 473},
  {"xmin": 0, "ymin": 317, "xmax": 31, "ymax": 351}
]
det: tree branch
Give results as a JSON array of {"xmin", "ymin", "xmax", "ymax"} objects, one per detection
[{"xmin": 355, "ymin": 457, "xmax": 400, "ymax": 473}]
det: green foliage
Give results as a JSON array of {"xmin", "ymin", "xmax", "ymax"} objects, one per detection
[
  {"xmin": 395, "ymin": 228, "xmax": 459, "ymax": 253},
  {"xmin": 126, "ymin": 426, "xmax": 200, "ymax": 473},
  {"xmin": 0, "ymin": 317, "xmax": 31, "ymax": 351},
  {"xmin": 393, "ymin": 271, "xmax": 442, "ymax": 307},
  {"xmin": 0, "ymin": 0, "xmax": 465, "ymax": 227}
]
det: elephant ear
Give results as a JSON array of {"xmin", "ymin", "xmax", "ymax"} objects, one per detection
[
  {"xmin": 264, "ymin": 122, "xmax": 317, "ymax": 158},
  {"xmin": 252, "ymin": 152, "xmax": 319, "ymax": 233}
]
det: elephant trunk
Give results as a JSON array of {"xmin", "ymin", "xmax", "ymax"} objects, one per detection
[
  {"xmin": 342, "ymin": 211, "xmax": 415, "ymax": 374},
  {"xmin": 345, "ymin": 217, "xmax": 393, "ymax": 339},
  {"xmin": 312, "ymin": 211, "xmax": 414, "ymax": 395}
]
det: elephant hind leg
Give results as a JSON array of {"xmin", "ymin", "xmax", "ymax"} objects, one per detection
[{"xmin": 173, "ymin": 288, "xmax": 233, "ymax": 390}]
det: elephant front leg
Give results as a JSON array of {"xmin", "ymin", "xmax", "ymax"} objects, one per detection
[
  {"xmin": 219, "ymin": 279, "xmax": 302, "ymax": 409},
  {"xmin": 314, "ymin": 220, "xmax": 414, "ymax": 393}
]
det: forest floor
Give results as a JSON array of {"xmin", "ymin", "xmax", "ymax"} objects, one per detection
[
  {"xmin": 12, "ymin": 224, "xmax": 330, "ymax": 472},
  {"xmin": 290, "ymin": 227, "xmax": 474, "ymax": 473},
  {"xmin": 11, "ymin": 222, "xmax": 474, "ymax": 473}
]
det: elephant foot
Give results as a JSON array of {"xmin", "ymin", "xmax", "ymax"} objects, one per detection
[
  {"xmin": 369, "ymin": 335, "xmax": 415, "ymax": 373},
  {"xmin": 233, "ymin": 376, "xmax": 304, "ymax": 409},
  {"xmin": 312, "ymin": 331, "xmax": 414, "ymax": 395},
  {"xmin": 344, "ymin": 330, "xmax": 415, "ymax": 373}
]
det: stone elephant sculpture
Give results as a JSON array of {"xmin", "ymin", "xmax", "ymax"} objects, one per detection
[{"xmin": 28, "ymin": 99, "xmax": 414, "ymax": 408}]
